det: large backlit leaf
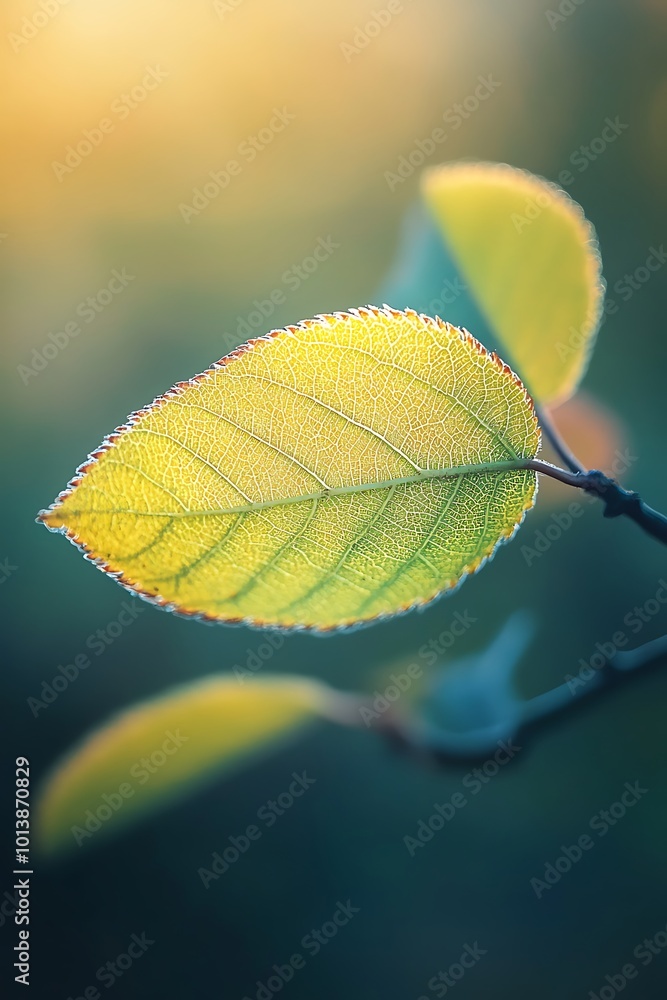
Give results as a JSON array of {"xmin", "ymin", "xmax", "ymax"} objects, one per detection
[
  {"xmin": 39, "ymin": 307, "xmax": 540, "ymax": 630},
  {"xmin": 37, "ymin": 675, "xmax": 349, "ymax": 856},
  {"xmin": 422, "ymin": 162, "xmax": 604, "ymax": 405}
]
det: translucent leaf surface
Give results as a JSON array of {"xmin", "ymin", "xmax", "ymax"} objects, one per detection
[
  {"xmin": 422, "ymin": 162, "xmax": 604, "ymax": 405},
  {"xmin": 39, "ymin": 307, "xmax": 540, "ymax": 629},
  {"xmin": 37, "ymin": 675, "xmax": 343, "ymax": 856}
]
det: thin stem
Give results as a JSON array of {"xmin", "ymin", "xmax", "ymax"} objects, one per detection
[
  {"xmin": 523, "ymin": 459, "xmax": 667, "ymax": 546},
  {"xmin": 524, "ymin": 457, "xmax": 586, "ymax": 489},
  {"xmin": 614, "ymin": 633, "xmax": 667, "ymax": 672},
  {"xmin": 371, "ymin": 633, "xmax": 667, "ymax": 766},
  {"xmin": 535, "ymin": 405, "xmax": 586, "ymax": 474},
  {"xmin": 518, "ymin": 633, "xmax": 667, "ymax": 733}
]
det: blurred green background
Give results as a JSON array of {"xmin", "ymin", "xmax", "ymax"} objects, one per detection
[{"xmin": 2, "ymin": 0, "xmax": 667, "ymax": 997}]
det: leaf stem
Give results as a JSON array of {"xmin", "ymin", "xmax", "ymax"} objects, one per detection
[
  {"xmin": 524, "ymin": 459, "xmax": 667, "ymax": 546},
  {"xmin": 514, "ymin": 632, "xmax": 667, "ymax": 735},
  {"xmin": 535, "ymin": 405, "xmax": 586, "ymax": 473},
  {"xmin": 369, "ymin": 633, "xmax": 667, "ymax": 765}
]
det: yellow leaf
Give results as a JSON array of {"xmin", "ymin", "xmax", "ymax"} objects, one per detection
[
  {"xmin": 421, "ymin": 162, "xmax": 604, "ymax": 405},
  {"xmin": 39, "ymin": 307, "xmax": 539, "ymax": 630},
  {"xmin": 37, "ymin": 675, "xmax": 343, "ymax": 856}
]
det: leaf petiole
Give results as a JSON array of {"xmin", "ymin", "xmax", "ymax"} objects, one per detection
[{"xmin": 523, "ymin": 459, "xmax": 667, "ymax": 546}]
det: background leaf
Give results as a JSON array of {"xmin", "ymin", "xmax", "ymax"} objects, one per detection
[
  {"xmin": 37, "ymin": 674, "xmax": 350, "ymax": 856},
  {"xmin": 422, "ymin": 161, "xmax": 605, "ymax": 405},
  {"xmin": 40, "ymin": 307, "xmax": 540, "ymax": 629}
]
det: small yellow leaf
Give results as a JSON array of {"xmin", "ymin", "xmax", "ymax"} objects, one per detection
[
  {"xmin": 39, "ymin": 307, "xmax": 539, "ymax": 629},
  {"xmin": 37, "ymin": 675, "xmax": 340, "ymax": 856},
  {"xmin": 422, "ymin": 162, "xmax": 604, "ymax": 405}
]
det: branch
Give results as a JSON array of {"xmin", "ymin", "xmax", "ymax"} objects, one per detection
[
  {"xmin": 514, "ymin": 632, "xmax": 667, "ymax": 736},
  {"xmin": 524, "ymin": 459, "xmax": 667, "ymax": 546},
  {"xmin": 368, "ymin": 633, "xmax": 667, "ymax": 766}
]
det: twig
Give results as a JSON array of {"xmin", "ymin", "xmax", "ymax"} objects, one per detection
[
  {"xmin": 371, "ymin": 634, "xmax": 667, "ymax": 766},
  {"xmin": 535, "ymin": 405, "xmax": 586, "ymax": 474},
  {"xmin": 524, "ymin": 459, "xmax": 667, "ymax": 546}
]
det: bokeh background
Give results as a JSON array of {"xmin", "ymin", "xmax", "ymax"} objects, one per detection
[{"xmin": 2, "ymin": 0, "xmax": 667, "ymax": 997}]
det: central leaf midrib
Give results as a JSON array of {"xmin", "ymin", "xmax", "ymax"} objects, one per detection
[{"xmin": 62, "ymin": 459, "xmax": 532, "ymax": 520}]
